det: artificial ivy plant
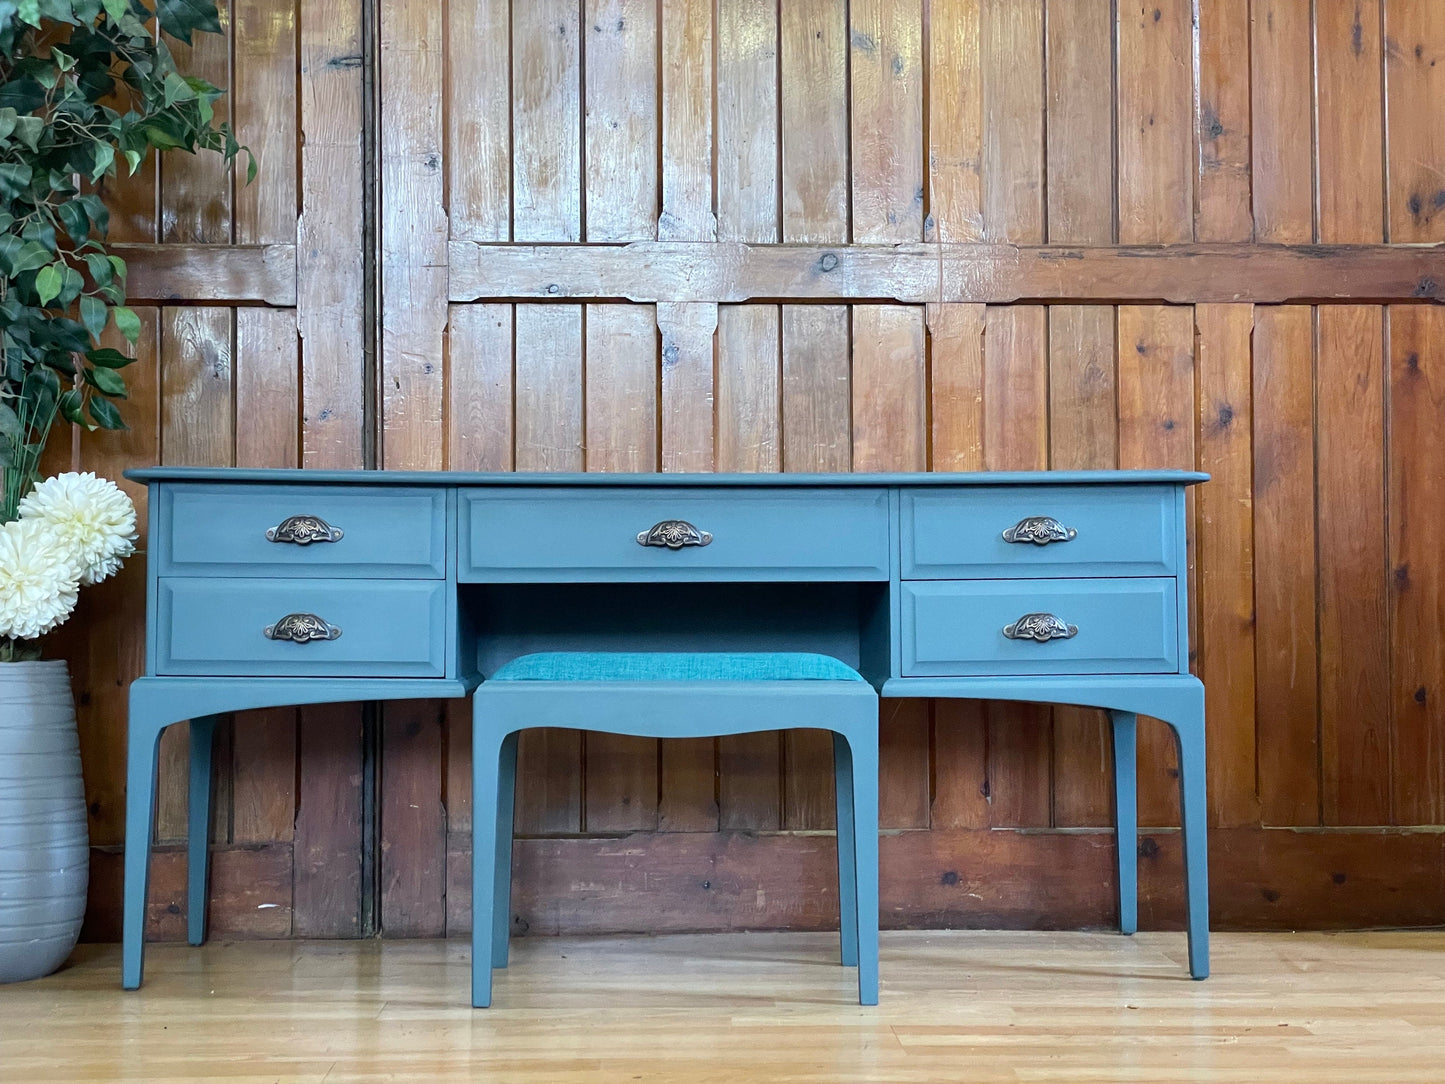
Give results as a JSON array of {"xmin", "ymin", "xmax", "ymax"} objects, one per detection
[{"xmin": 0, "ymin": 0, "xmax": 251, "ymax": 521}]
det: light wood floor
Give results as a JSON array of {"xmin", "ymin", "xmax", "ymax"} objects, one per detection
[{"xmin": 2, "ymin": 930, "xmax": 1443, "ymax": 1082}]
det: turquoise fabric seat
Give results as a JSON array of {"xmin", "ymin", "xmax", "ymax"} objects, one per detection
[
  {"xmin": 489, "ymin": 651, "xmax": 867, "ymax": 683},
  {"xmin": 471, "ymin": 650, "xmax": 880, "ymax": 1008}
]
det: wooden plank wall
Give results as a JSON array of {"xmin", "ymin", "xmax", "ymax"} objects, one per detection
[{"xmin": 64, "ymin": 0, "xmax": 1445, "ymax": 942}]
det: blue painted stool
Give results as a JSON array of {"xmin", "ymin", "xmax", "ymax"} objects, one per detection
[{"xmin": 470, "ymin": 651, "xmax": 881, "ymax": 1008}]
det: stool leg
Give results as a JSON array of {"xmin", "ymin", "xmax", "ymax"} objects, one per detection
[
  {"xmin": 123, "ymin": 696, "xmax": 166, "ymax": 990},
  {"xmin": 831, "ymin": 732, "xmax": 858, "ymax": 968},
  {"xmin": 844, "ymin": 728, "xmax": 880, "ymax": 1007},
  {"xmin": 492, "ymin": 730, "xmax": 519, "ymax": 969},
  {"xmin": 471, "ymin": 716, "xmax": 503, "ymax": 1008},
  {"xmin": 1166, "ymin": 695, "xmax": 1209, "ymax": 979},
  {"xmin": 1109, "ymin": 711, "xmax": 1138, "ymax": 936},
  {"xmin": 187, "ymin": 715, "xmax": 219, "ymax": 947}
]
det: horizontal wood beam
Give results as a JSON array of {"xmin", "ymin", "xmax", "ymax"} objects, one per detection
[
  {"xmin": 115, "ymin": 243, "xmax": 297, "ymax": 306},
  {"xmin": 448, "ymin": 240, "xmax": 1445, "ymax": 305}
]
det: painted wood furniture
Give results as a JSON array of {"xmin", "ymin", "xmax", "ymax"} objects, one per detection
[{"xmin": 121, "ymin": 467, "xmax": 1210, "ymax": 999}]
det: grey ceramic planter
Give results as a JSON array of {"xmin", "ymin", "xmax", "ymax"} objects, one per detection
[{"xmin": 0, "ymin": 659, "xmax": 89, "ymax": 983}]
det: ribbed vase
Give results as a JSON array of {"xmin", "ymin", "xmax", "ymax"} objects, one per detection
[{"xmin": 0, "ymin": 660, "xmax": 89, "ymax": 983}]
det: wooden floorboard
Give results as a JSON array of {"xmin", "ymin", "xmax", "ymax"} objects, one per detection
[{"xmin": 3, "ymin": 931, "xmax": 1444, "ymax": 1081}]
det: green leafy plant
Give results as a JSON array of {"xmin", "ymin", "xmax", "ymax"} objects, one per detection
[{"xmin": 0, "ymin": 0, "xmax": 251, "ymax": 521}]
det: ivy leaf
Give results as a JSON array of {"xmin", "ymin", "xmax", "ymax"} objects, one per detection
[
  {"xmin": 0, "ymin": 161, "xmax": 33, "ymax": 200},
  {"xmin": 84, "ymin": 365, "xmax": 127, "ymax": 397},
  {"xmin": 112, "ymin": 305, "xmax": 141, "ymax": 344},
  {"xmin": 12, "ymin": 115, "xmax": 42, "ymax": 153},
  {"xmin": 57, "ymin": 388, "xmax": 88, "ymax": 428},
  {"xmin": 56, "ymin": 197, "xmax": 90, "ymax": 242},
  {"xmin": 80, "ymin": 295, "xmax": 108, "ymax": 340},
  {"xmin": 100, "ymin": 0, "xmax": 126, "ymax": 21},
  {"xmin": 0, "ymin": 400, "xmax": 21, "ymax": 439},
  {"xmin": 83, "ymin": 251, "xmax": 113, "ymax": 287},
  {"xmin": 90, "ymin": 142, "xmax": 115, "ymax": 181},
  {"xmin": 85, "ymin": 346, "xmax": 134, "ymax": 369},
  {"xmin": 156, "ymin": 0, "xmax": 222, "ymax": 45},
  {"xmin": 87, "ymin": 393, "xmax": 125, "ymax": 429},
  {"xmin": 35, "ymin": 262, "xmax": 64, "ymax": 305},
  {"xmin": 58, "ymin": 266, "xmax": 86, "ymax": 307}
]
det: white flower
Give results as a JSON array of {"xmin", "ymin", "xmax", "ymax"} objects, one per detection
[
  {"xmin": 18, "ymin": 471, "xmax": 137, "ymax": 585},
  {"xmin": 0, "ymin": 518, "xmax": 80, "ymax": 641}
]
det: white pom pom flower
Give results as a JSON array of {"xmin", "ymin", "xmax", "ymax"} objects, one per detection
[
  {"xmin": 0, "ymin": 518, "xmax": 81, "ymax": 641},
  {"xmin": 18, "ymin": 471, "xmax": 138, "ymax": 586}
]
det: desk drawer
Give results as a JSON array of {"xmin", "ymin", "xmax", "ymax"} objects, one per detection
[
  {"xmin": 901, "ymin": 486, "xmax": 1177, "ymax": 578},
  {"xmin": 901, "ymin": 578, "xmax": 1178, "ymax": 676},
  {"xmin": 156, "ymin": 578, "xmax": 447, "ymax": 677},
  {"xmin": 460, "ymin": 488, "xmax": 890, "ymax": 582},
  {"xmin": 157, "ymin": 484, "xmax": 447, "ymax": 578}
]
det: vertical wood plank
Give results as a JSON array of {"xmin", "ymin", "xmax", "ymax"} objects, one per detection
[
  {"xmin": 1316, "ymin": 1, "xmax": 1384, "ymax": 243},
  {"xmin": 161, "ymin": 5, "xmax": 232, "ymax": 245},
  {"xmin": 927, "ymin": 0, "xmax": 983, "ymax": 241},
  {"xmin": 1117, "ymin": 0, "xmax": 1193, "ymax": 244},
  {"xmin": 380, "ymin": 701, "xmax": 446, "ymax": 936},
  {"xmin": 659, "ymin": 0, "xmax": 716, "ymax": 240},
  {"xmin": 1252, "ymin": 305, "xmax": 1318, "ymax": 826},
  {"xmin": 1195, "ymin": 303, "xmax": 1259, "ymax": 831},
  {"xmin": 512, "ymin": 305, "xmax": 585, "ymax": 836},
  {"xmin": 1117, "ymin": 304, "xmax": 1198, "ymax": 827},
  {"xmin": 980, "ymin": 0, "xmax": 1044, "ymax": 241},
  {"xmin": 780, "ymin": 0, "xmax": 848, "ymax": 242},
  {"xmin": 718, "ymin": 0, "xmax": 779, "ymax": 244},
  {"xmin": 850, "ymin": 0, "xmax": 924, "ymax": 242},
  {"xmin": 584, "ymin": 0, "xmax": 658, "ymax": 241},
  {"xmin": 658, "ymin": 302, "xmax": 718, "ymax": 473},
  {"xmin": 1045, "ymin": 0, "xmax": 1114, "ymax": 245},
  {"xmin": 1251, "ymin": 0, "xmax": 1314, "ymax": 243},
  {"xmin": 449, "ymin": 0, "xmax": 511, "ymax": 241},
  {"xmin": 1384, "ymin": 3, "xmax": 1445, "ymax": 242},
  {"xmin": 447, "ymin": 305, "xmax": 514, "ymax": 472},
  {"xmin": 514, "ymin": 0, "xmax": 582, "ymax": 242},
  {"xmin": 380, "ymin": 0, "xmax": 447, "ymax": 473},
  {"xmin": 982, "ymin": 304, "xmax": 1049, "ymax": 828},
  {"xmin": 1195, "ymin": 0, "xmax": 1252, "ymax": 241},
  {"xmin": 292, "ymin": 702, "xmax": 364, "ymax": 937},
  {"xmin": 1387, "ymin": 305, "xmax": 1445, "ymax": 824},
  {"xmin": 852, "ymin": 306, "xmax": 926, "ymax": 473},
  {"xmin": 1318, "ymin": 305, "xmax": 1390, "ymax": 825},
  {"xmin": 927, "ymin": 302, "xmax": 984, "ymax": 472},
  {"xmin": 233, "ymin": 0, "xmax": 297, "ymax": 247},
  {"xmin": 232, "ymin": 307, "xmax": 300, "ymax": 845}
]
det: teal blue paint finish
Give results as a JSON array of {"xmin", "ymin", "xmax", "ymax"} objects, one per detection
[
  {"xmin": 901, "ymin": 485, "xmax": 1177, "ymax": 579},
  {"xmin": 472, "ymin": 673, "xmax": 881, "ymax": 1006},
  {"xmin": 123, "ymin": 469, "xmax": 1211, "ymax": 998},
  {"xmin": 491, "ymin": 651, "xmax": 866, "ymax": 682},
  {"xmin": 156, "ymin": 578, "xmax": 448, "ymax": 678},
  {"xmin": 460, "ymin": 488, "xmax": 891, "ymax": 582},
  {"xmin": 158, "ymin": 484, "xmax": 447, "ymax": 578},
  {"xmin": 901, "ymin": 578, "xmax": 1178, "ymax": 676}
]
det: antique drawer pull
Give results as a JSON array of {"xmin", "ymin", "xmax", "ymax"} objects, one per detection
[
  {"xmin": 637, "ymin": 519, "xmax": 713, "ymax": 549},
  {"xmin": 1002, "ymin": 613, "xmax": 1078, "ymax": 642},
  {"xmin": 1001, "ymin": 516, "xmax": 1077, "ymax": 545},
  {"xmin": 266, "ymin": 514, "xmax": 344, "ymax": 545},
  {"xmin": 263, "ymin": 613, "xmax": 343, "ymax": 643}
]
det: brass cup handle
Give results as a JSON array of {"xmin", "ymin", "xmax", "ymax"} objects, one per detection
[
  {"xmin": 637, "ymin": 519, "xmax": 713, "ymax": 549},
  {"xmin": 1003, "ymin": 613, "xmax": 1078, "ymax": 642},
  {"xmin": 266, "ymin": 514, "xmax": 344, "ymax": 545},
  {"xmin": 1002, "ymin": 516, "xmax": 1077, "ymax": 545},
  {"xmin": 264, "ymin": 613, "xmax": 343, "ymax": 643}
]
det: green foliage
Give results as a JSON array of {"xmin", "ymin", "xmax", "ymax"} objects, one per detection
[{"xmin": 0, "ymin": 0, "xmax": 249, "ymax": 520}]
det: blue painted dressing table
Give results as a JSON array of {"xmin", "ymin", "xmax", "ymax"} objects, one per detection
[{"xmin": 121, "ymin": 468, "xmax": 1209, "ymax": 989}]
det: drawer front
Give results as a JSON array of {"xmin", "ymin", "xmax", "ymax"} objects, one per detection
[
  {"xmin": 901, "ymin": 486, "xmax": 1176, "ymax": 579},
  {"xmin": 901, "ymin": 578, "xmax": 1178, "ymax": 676},
  {"xmin": 157, "ymin": 484, "xmax": 447, "ymax": 578},
  {"xmin": 157, "ymin": 579, "xmax": 447, "ymax": 677},
  {"xmin": 461, "ymin": 488, "xmax": 890, "ymax": 582}
]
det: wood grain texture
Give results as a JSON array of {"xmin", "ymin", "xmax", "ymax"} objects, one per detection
[
  {"xmin": 448, "ymin": 0, "xmax": 510, "ymax": 241},
  {"xmin": 780, "ymin": 0, "xmax": 849, "ymax": 242},
  {"xmin": 1387, "ymin": 304, "xmax": 1445, "ymax": 825},
  {"xmin": 232, "ymin": 0, "xmax": 297, "ymax": 246},
  {"xmin": 292, "ymin": 702, "xmax": 365, "ymax": 937},
  {"xmin": 657, "ymin": 302, "xmax": 719, "ymax": 473},
  {"xmin": 926, "ymin": 0, "xmax": 983, "ymax": 241},
  {"xmin": 1316, "ymin": 1, "xmax": 1384, "ymax": 243},
  {"xmin": 160, "ymin": 4, "xmax": 231, "ymax": 245},
  {"xmin": 1117, "ymin": 305, "xmax": 1195, "ymax": 828},
  {"xmin": 584, "ymin": 0, "xmax": 658, "ymax": 241},
  {"xmin": 851, "ymin": 305, "xmax": 926, "ymax": 472},
  {"xmin": 1045, "ymin": 0, "xmax": 1114, "ymax": 245},
  {"xmin": 1317, "ymin": 306, "xmax": 1390, "ymax": 826},
  {"xmin": 1117, "ymin": 0, "xmax": 1193, "ymax": 244},
  {"xmin": 926, "ymin": 302, "xmax": 984, "ymax": 472},
  {"xmin": 717, "ymin": 0, "xmax": 779, "ymax": 244},
  {"xmin": 1384, "ymin": 2, "xmax": 1445, "ymax": 242},
  {"xmin": 850, "ymin": 0, "xmax": 924, "ymax": 243},
  {"xmin": 659, "ymin": 0, "xmax": 716, "ymax": 241},
  {"xmin": 1195, "ymin": 0, "xmax": 1252, "ymax": 241},
  {"xmin": 513, "ymin": 0, "xmax": 582, "ymax": 242},
  {"xmin": 980, "ymin": 0, "xmax": 1043, "ymax": 242},
  {"xmin": 1195, "ymin": 303, "xmax": 1258, "ymax": 831},
  {"xmin": 446, "ymin": 304, "xmax": 514, "ymax": 472},
  {"xmin": 1251, "ymin": 0, "xmax": 1314, "ymax": 244},
  {"xmin": 380, "ymin": 701, "xmax": 446, "ymax": 937},
  {"xmin": 782, "ymin": 306, "xmax": 851, "ymax": 472}
]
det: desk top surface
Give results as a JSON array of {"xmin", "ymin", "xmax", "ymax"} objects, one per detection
[{"xmin": 127, "ymin": 468, "xmax": 1209, "ymax": 487}]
